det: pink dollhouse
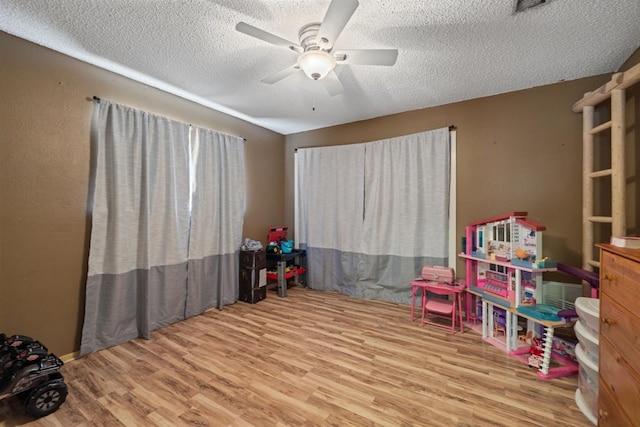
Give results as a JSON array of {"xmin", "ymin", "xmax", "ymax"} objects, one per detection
[
  {"xmin": 464, "ymin": 211, "xmax": 553, "ymax": 308},
  {"xmin": 460, "ymin": 212, "xmax": 577, "ymax": 380}
]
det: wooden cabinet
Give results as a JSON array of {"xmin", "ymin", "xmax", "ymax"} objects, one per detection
[{"xmin": 597, "ymin": 244, "xmax": 640, "ymax": 426}]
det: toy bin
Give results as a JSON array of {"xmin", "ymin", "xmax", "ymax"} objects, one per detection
[
  {"xmin": 574, "ymin": 320, "xmax": 598, "ymax": 363},
  {"xmin": 574, "ymin": 343, "xmax": 598, "ymax": 425},
  {"xmin": 574, "ymin": 297, "xmax": 599, "ymax": 336}
]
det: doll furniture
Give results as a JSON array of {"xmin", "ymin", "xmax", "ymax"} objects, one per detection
[
  {"xmin": 493, "ymin": 312, "xmax": 506, "ymax": 337},
  {"xmin": 411, "ymin": 265, "xmax": 453, "ymax": 320},
  {"xmin": 410, "ymin": 266, "xmax": 466, "ymax": 334}
]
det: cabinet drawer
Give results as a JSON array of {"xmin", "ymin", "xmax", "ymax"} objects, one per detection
[
  {"xmin": 600, "ymin": 296, "xmax": 640, "ymax": 371},
  {"xmin": 600, "ymin": 251, "xmax": 640, "ymax": 309},
  {"xmin": 598, "ymin": 380, "xmax": 635, "ymax": 427},
  {"xmin": 239, "ymin": 285, "xmax": 266, "ymax": 304},
  {"xmin": 239, "ymin": 268, "xmax": 267, "ymax": 288},
  {"xmin": 599, "ymin": 337, "xmax": 640, "ymax": 423},
  {"xmin": 240, "ymin": 250, "xmax": 266, "ymax": 269}
]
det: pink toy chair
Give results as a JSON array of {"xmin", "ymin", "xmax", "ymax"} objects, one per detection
[{"xmin": 410, "ymin": 266, "xmax": 466, "ymax": 334}]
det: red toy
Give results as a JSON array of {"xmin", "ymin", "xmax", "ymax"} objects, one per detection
[{"xmin": 527, "ymin": 336, "xmax": 544, "ymax": 368}]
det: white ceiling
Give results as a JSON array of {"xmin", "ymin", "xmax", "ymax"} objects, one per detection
[{"xmin": 1, "ymin": 0, "xmax": 639, "ymax": 135}]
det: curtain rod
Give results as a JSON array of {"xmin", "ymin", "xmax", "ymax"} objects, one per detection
[
  {"xmin": 95, "ymin": 96, "xmax": 451, "ymax": 142},
  {"xmin": 294, "ymin": 125, "xmax": 456, "ymax": 151},
  {"xmin": 91, "ymin": 96, "xmax": 246, "ymax": 141}
]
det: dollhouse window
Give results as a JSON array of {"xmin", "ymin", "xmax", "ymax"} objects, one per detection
[
  {"xmin": 496, "ymin": 224, "xmax": 505, "ymax": 241},
  {"xmin": 495, "ymin": 222, "xmax": 510, "ymax": 242},
  {"xmin": 489, "ymin": 264, "xmax": 507, "ymax": 274}
]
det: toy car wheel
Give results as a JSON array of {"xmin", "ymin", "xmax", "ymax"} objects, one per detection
[{"xmin": 24, "ymin": 380, "xmax": 68, "ymax": 418}]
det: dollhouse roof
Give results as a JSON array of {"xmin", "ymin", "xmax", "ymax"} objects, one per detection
[
  {"xmin": 515, "ymin": 218, "xmax": 546, "ymax": 231},
  {"xmin": 468, "ymin": 212, "xmax": 527, "ymax": 227},
  {"xmin": 469, "ymin": 211, "xmax": 547, "ymax": 231}
]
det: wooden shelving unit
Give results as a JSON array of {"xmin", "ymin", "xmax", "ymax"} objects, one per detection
[{"xmin": 572, "ymin": 62, "xmax": 640, "ymax": 271}]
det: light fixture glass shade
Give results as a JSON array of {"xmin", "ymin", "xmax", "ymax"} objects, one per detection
[{"xmin": 297, "ymin": 50, "xmax": 336, "ymax": 80}]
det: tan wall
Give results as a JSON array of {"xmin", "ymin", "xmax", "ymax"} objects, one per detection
[
  {"xmin": 2, "ymin": 29, "xmax": 637, "ymax": 357},
  {"xmin": 619, "ymin": 49, "xmax": 640, "ymax": 239},
  {"xmin": 0, "ymin": 32, "xmax": 285, "ymax": 356},
  {"xmin": 285, "ymin": 70, "xmax": 638, "ymax": 277},
  {"xmin": 620, "ymin": 47, "xmax": 640, "ymax": 72}
]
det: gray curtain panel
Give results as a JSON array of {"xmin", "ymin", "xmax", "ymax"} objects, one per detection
[
  {"xmin": 81, "ymin": 101, "xmax": 245, "ymax": 355},
  {"xmin": 295, "ymin": 128, "xmax": 451, "ymax": 304},
  {"xmin": 295, "ymin": 144, "xmax": 365, "ymax": 296},
  {"xmin": 186, "ymin": 128, "xmax": 245, "ymax": 316}
]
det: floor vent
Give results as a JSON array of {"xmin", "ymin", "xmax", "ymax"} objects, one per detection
[{"xmin": 513, "ymin": 0, "xmax": 547, "ymax": 13}]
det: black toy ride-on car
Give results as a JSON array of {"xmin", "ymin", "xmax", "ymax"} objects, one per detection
[{"xmin": 0, "ymin": 333, "xmax": 68, "ymax": 418}]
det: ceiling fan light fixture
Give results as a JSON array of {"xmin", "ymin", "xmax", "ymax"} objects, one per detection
[{"xmin": 298, "ymin": 50, "xmax": 336, "ymax": 80}]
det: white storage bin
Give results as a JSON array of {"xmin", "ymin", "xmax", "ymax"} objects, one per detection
[
  {"xmin": 575, "ymin": 389, "xmax": 597, "ymax": 425},
  {"xmin": 575, "ymin": 343, "xmax": 598, "ymax": 423},
  {"xmin": 575, "ymin": 297, "xmax": 600, "ymax": 335},
  {"xmin": 574, "ymin": 320, "xmax": 599, "ymax": 362},
  {"xmin": 576, "ymin": 343, "xmax": 598, "ymax": 382}
]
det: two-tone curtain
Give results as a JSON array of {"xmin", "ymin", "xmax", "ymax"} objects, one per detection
[
  {"xmin": 295, "ymin": 127, "xmax": 450, "ymax": 304},
  {"xmin": 295, "ymin": 144, "xmax": 366, "ymax": 296},
  {"xmin": 80, "ymin": 100, "xmax": 244, "ymax": 355},
  {"xmin": 186, "ymin": 128, "xmax": 245, "ymax": 315}
]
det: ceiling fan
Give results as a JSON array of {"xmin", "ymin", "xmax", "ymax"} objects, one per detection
[{"xmin": 235, "ymin": 0, "xmax": 398, "ymax": 96}]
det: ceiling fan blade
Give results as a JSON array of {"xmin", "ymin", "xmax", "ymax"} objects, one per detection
[
  {"xmin": 236, "ymin": 22, "xmax": 302, "ymax": 53},
  {"xmin": 334, "ymin": 49, "xmax": 399, "ymax": 66},
  {"xmin": 261, "ymin": 64, "xmax": 299, "ymax": 84},
  {"xmin": 316, "ymin": 0, "xmax": 359, "ymax": 50},
  {"xmin": 321, "ymin": 70, "xmax": 344, "ymax": 97}
]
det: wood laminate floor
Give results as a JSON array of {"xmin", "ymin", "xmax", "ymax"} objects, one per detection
[{"xmin": 0, "ymin": 286, "xmax": 591, "ymax": 426}]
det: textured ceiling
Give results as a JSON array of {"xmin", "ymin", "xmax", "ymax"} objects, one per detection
[{"xmin": 1, "ymin": 0, "xmax": 639, "ymax": 135}]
